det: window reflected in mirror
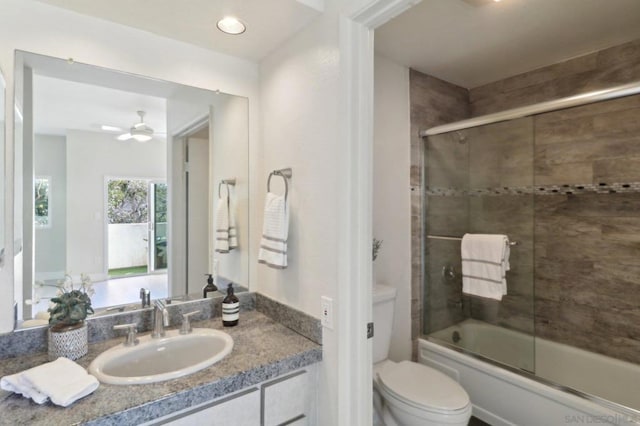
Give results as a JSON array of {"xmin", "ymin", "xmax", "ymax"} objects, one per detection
[{"xmin": 34, "ymin": 176, "xmax": 51, "ymax": 228}]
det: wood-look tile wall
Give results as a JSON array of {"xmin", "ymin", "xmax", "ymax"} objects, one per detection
[
  {"xmin": 533, "ymin": 95, "xmax": 640, "ymax": 364},
  {"xmin": 412, "ymin": 37, "xmax": 640, "ymax": 364},
  {"xmin": 469, "ymin": 39, "xmax": 640, "ymax": 116},
  {"xmin": 409, "ymin": 70, "xmax": 469, "ymax": 359}
]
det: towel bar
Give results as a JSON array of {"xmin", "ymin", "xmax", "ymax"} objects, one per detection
[
  {"xmin": 218, "ymin": 178, "xmax": 236, "ymax": 199},
  {"xmin": 427, "ymin": 235, "xmax": 518, "ymax": 246}
]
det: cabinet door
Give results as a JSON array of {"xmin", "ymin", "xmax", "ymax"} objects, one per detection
[
  {"xmin": 262, "ymin": 370, "xmax": 309, "ymax": 426},
  {"xmin": 157, "ymin": 387, "xmax": 260, "ymax": 426}
]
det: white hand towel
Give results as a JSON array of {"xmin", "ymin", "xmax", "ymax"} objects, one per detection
[
  {"xmin": 228, "ymin": 190, "xmax": 238, "ymax": 250},
  {"xmin": 215, "ymin": 193, "xmax": 230, "ymax": 253},
  {"xmin": 1, "ymin": 357, "xmax": 99, "ymax": 407},
  {"xmin": 258, "ymin": 192, "xmax": 289, "ymax": 269},
  {"xmin": 1, "ymin": 372, "xmax": 48, "ymax": 404},
  {"xmin": 461, "ymin": 234, "xmax": 510, "ymax": 301},
  {"xmin": 215, "ymin": 184, "xmax": 238, "ymax": 253}
]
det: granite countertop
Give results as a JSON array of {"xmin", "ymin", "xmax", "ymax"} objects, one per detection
[{"xmin": 0, "ymin": 310, "xmax": 322, "ymax": 425}]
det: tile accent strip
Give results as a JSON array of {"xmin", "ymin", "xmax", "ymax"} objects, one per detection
[{"xmin": 426, "ymin": 181, "xmax": 640, "ymax": 197}]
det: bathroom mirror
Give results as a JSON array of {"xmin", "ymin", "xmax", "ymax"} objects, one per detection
[
  {"xmin": 13, "ymin": 51, "xmax": 249, "ymax": 328},
  {"xmin": 0, "ymin": 69, "xmax": 5, "ymax": 272}
]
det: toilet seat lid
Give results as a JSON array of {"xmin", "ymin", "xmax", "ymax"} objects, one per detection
[{"xmin": 378, "ymin": 361, "xmax": 469, "ymax": 412}]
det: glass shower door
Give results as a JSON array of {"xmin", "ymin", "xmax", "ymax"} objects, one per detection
[{"xmin": 424, "ymin": 117, "xmax": 535, "ymax": 372}]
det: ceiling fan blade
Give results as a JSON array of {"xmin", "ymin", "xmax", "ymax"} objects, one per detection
[
  {"xmin": 117, "ymin": 133, "xmax": 132, "ymax": 141},
  {"xmin": 101, "ymin": 124, "xmax": 124, "ymax": 132}
]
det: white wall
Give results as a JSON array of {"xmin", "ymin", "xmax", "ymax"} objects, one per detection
[
  {"xmin": 373, "ymin": 54, "xmax": 412, "ymax": 361},
  {"xmin": 211, "ymin": 96, "xmax": 250, "ymax": 287},
  {"xmin": 259, "ymin": 4, "xmax": 342, "ymax": 424},
  {"xmin": 108, "ymin": 224, "xmax": 148, "ymax": 269},
  {"xmin": 66, "ymin": 130, "xmax": 166, "ymax": 278},
  {"xmin": 34, "ymin": 134, "xmax": 66, "ymax": 278},
  {"xmin": 0, "ymin": 0, "xmax": 259, "ymax": 332}
]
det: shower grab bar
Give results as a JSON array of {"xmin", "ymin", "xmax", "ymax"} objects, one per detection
[{"xmin": 427, "ymin": 235, "xmax": 518, "ymax": 246}]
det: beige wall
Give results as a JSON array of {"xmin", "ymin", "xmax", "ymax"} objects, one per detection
[{"xmin": 373, "ymin": 54, "xmax": 411, "ymax": 361}]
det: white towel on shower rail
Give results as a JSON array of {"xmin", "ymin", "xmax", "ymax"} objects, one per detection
[
  {"xmin": 461, "ymin": 234, "xmax": 510, "ymax": 300},
  {"xmin": 258, "ymin": 192, "xmax": 289, "ymax": 269}
]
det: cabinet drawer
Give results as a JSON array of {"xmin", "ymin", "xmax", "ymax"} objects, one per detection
[
  {"xmin": 155, "ymin": 387, "xmax": 260, "ymax": 426},
  {"xmin": 262, "ymin": 370, "xmax": 308, "ymax": 426}
]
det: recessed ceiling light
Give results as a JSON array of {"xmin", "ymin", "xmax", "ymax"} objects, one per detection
[{"xmin": 216, "ymin": 17, "xmax": 246, "ymax": 35}]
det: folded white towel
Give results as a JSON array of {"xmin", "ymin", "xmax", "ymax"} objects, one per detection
[
  {"xmin": 461, "ymin": 234, "xmax": 510, "ymax": 301},
  {"xmin": 258, "ymin": 192, "xmax": 289, "ymax": 269},
  {"xmin": 1, "ymin": 372, "xmax": 48, "ymax": 404},
  {"xmin": 1, "ymin": 357, "xmax": 99, "ymax": 407},
  {"xmin": 215, "ymin": 184, "xmax": 238, "ymax": 253}
]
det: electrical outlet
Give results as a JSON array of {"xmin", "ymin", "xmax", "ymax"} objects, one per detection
[{"xmin": 321, "ymin": 296, "xmax": 333, "ymax": 329}]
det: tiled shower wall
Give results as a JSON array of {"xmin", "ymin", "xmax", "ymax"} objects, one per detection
[
  {"xmin": 409, "ymin": 71, "xmax": 469, "ymax": 359},
  {"xmin": 412, "ymin": 38, "xmax": 640, "ymax": 363}
]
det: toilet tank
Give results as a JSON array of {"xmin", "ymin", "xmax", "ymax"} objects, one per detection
[{"xmin": 372, "ymin": 284, "xmax": 397, "ymax": 364}]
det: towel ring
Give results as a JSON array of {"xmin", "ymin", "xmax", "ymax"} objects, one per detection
[{"xmin": 267, "ymin": 171, "xmax": 289, "ymax": 200}]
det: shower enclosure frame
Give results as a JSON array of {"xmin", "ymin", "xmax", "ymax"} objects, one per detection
[{"xmin": 419, "ymin": 80, "xmax": 640, "ymax": 419}]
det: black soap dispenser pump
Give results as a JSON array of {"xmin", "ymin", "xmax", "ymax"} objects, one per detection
[
  {"xmin": 203, "ymin": 274, "xmax": 217, "ymax": 298},
  {"xmin": 222, "ymin": 284, "xmax": 239, "ymax": 327}
]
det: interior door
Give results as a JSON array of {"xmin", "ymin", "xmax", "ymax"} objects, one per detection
[
  {"xmin": 185, "ymin": 136, "xmax": 210, "ymax": 292},
  {"xmin": 149, "ymin": 181, "xmax": 168, "ymax": 272}
]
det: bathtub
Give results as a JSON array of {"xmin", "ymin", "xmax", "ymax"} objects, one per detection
[{"xmin": 421, "ymin": 319, "xmax": 640, "ymax": 425}]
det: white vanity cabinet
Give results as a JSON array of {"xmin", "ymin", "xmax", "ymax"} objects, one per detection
[
  {"xmin": 262, "ymin": 369, "xmax": 312, "ymax": 426},
  {"xmin": 146, "ymin": 364, "xmax": 318, "ymax": 426}
]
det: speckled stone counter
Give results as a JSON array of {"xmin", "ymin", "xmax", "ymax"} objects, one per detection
[{"xmin": 0, "ymin": 311, "xmax": 322, "ymax": 425}]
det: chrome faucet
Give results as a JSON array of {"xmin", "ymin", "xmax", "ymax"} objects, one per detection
[
  {"xmin": 151, "ymin": 299, "xmax": 169, "ymax": 338},
  {"xmin": 140, "ymin": 288, "xmax": 151, "ymax": 308}
]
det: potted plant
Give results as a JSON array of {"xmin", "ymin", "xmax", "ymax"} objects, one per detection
[
  {"xmin": 47, "ymin": 273, "xmax": 95, "ymax": 360},
  {"xmin": 372, "ymin": 238, "xmax": 383, "ymax": 284},
  {"xmin": 372, "ymin": 238, "xmax": 383, "ymax": 262}
]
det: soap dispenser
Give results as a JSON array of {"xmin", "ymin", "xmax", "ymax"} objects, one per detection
[
  {"xmin": 222, "ymin": 284, "xmax": 239, "ymax": 327},
  {"xmin": 203, "ymin": 274, "xmax": 217, "ymax": 298}
]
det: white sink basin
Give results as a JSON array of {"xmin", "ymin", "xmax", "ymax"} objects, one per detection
[{"xmin": 88, "ymin": 328, "xmax": 233, "ymax": 385}]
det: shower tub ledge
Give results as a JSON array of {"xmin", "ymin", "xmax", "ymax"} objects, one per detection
[{"xmin": 419, "ymin": 323, "xmax": 640, "ymax": 425}]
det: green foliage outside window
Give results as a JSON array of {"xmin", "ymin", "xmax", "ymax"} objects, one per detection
[{"xmin": 107, "ymin": 179, "xmax": 149, "ymax": 224}]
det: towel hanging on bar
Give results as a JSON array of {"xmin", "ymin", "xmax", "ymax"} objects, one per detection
[
  {"xmin": 215, "ymin": 182, "xmax": 237, "ymax": 253},
  {"xmin": 461, "ymin": 234, "xmax": 510, "ymax": 301},
  {"xmin": 258, "ymin": 168, "xmax": 292, "ymax": 269}
]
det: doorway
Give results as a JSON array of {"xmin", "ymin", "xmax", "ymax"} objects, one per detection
[
  {"xmin": 106, "ymin": 177, "xmax": 167, "ymax": 278},
  {"xmin": 184, "ymin": 125, "xmax": 211, "ymax": 293}
]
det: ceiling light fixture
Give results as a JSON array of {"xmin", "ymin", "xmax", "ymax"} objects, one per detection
[{"xmin": 216, "ymin": 17, "xmax": 246, "ymax": 35}]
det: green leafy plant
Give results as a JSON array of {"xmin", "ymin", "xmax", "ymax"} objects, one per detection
[
  {"xmin": 372, "ymin": 238, "xmax": 383, "ymax": 262},
  {"xmin": 48, "ymin": 274, "xmax": 95, "ymax": 331}
]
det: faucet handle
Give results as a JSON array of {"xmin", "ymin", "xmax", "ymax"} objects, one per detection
[
  {"xmin": 179, "ymin": 310, "xmax": 201, "ymax": 335},
  {"xmin": 113, "ymin": 323, "xmax": 139, "ymax": 346},
  {"xmin": 140, "ymin": 288, "xmax": 151, "ymax": 308}
]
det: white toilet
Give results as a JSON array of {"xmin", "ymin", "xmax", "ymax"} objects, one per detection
[{"xmin": 373, "ymin": 284, "xmax": 472, "ymax": 426}]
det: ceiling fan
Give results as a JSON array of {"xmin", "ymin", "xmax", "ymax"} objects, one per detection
[{"xmin": 115, "ymin": 110, "xmax": 154, "ymax": 142}]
